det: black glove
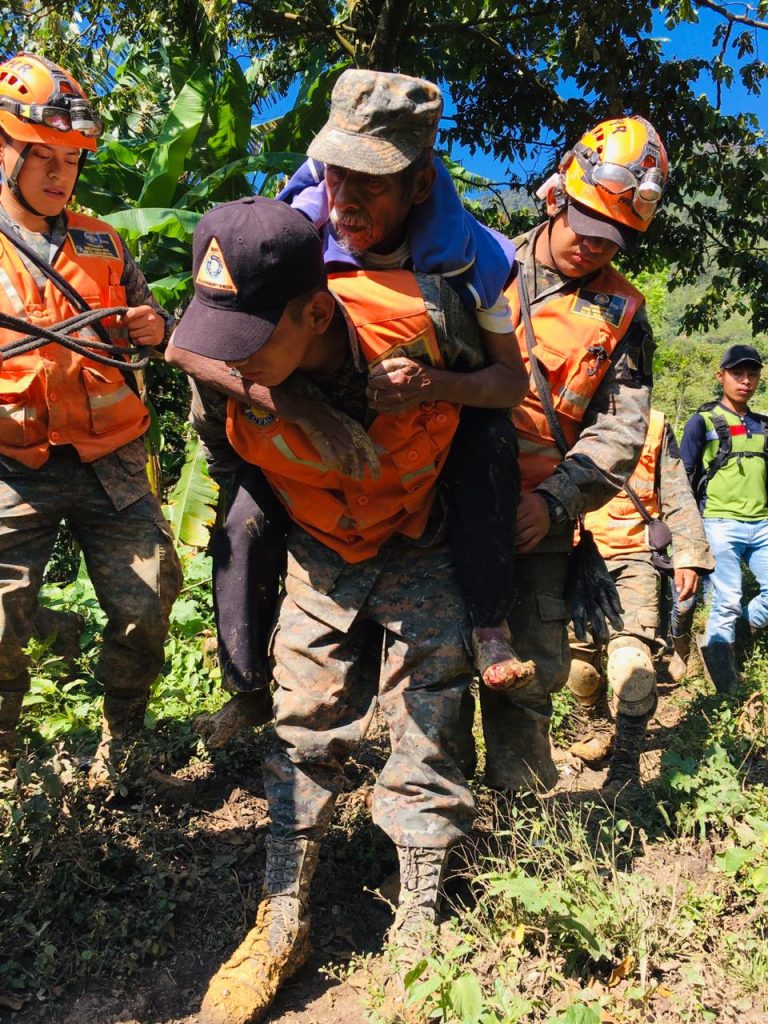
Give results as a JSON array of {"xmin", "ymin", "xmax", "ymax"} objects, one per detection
[{"xmin": 567, "ymin": 527, "xmax": 624, "ymax": 644}]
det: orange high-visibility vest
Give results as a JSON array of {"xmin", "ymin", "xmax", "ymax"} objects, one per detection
[
  {"xmin": 0, "ymin": 211, "xmax": 148, "ymax": 468},
  {"xmin": 585, "ymin": 408, "xmax": 666, "ymax": 557},
  {"xmin": 226, "ymin": 270, "xmax": 460, "ymax": 563},
  {"xmin": 505, "ymin": 266, "xmax": 644, "ymax": 491}
]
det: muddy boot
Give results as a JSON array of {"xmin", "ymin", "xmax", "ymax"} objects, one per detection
[
  {"xmin": 88, "ymin": 693, "xmax": 148, "ymax": 789},
  {"xmin": 603, "ymin": 707, "xmax": 653, "ymax": 797},
  {"xmin": 200, "ymin": 835, "xmax": 320, "ymax": 1024},
  {"xmin": 0, "ymin": 687, "xmax": 26, "ymax": 784},
  {"xmin": 387, "ymin": 845, "xmax": 448, "ymax": 993},
  {"xmin": 568, "ymin": 688, "xmax": 614, "ymax": 765},
  {"xmin": 193, "ymin": 689, "xmax": 272, "ymax": 751},
  {"xmin": 696, "ymin": 636, "xmax": 740, "ymax": 695},
  {"xmin": 667, "ymin": 634, "xmax": 691, "ymax": 684},
  {"xmin": 471, "ymin": 622, "xmax": 535, "ymax": 691}
]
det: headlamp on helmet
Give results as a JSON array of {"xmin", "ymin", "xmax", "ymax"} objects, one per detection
[{"xmin": 538, "ymin": 116, "xmax": 669, "ymax": 235}]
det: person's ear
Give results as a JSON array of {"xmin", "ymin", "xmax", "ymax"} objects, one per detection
[
  {"xmin": 307, "ymin": 289, "xmax": 337, "ymax": 334},
  {"xmin": 545, "ymin": 188, "xmax": 561, "ymax": 218},
  {"xmin": 411, "ymin": 162, "xmax": 437, "ymax": 206}
]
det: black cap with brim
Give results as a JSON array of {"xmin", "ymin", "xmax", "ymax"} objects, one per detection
[
  {"xmin": 173, "ymin": 295, "xmax": 284, "ymax": 362},
  {"xmin": 720, "ymin": 344, "xmax": 764, "ymax": 369},
  {"xmin": 170, "ymin": 196, "xmax": 326, "ymax": 364},
  {"xmin": 567, "ymin": 199, "xmax": 639, "ymax": 251}
]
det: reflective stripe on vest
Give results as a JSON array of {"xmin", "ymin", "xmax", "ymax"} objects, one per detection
[
  {"xmin": 0, "ymin": 211, "xmax": 148, "ymax": 468},
  {"xmin": 505, "ymin": 266, "xmax": 644, "ymax": 492},
  {"xmin": 226, "ymin": 269, "xmax": 460, "ymax": 563},
  {"xmin": 584, "ymin": 408, "xmax": 665, "ymax": 557}
]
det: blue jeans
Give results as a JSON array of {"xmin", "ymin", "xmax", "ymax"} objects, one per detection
[{"xmin": 704, "ymin": 518, "xmax": 768, "ymax": 643}]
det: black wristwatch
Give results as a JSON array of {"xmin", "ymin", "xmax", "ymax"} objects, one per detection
[{"xmin": 540, "ymin": 492, "xmax": 571, "ymax": 526}]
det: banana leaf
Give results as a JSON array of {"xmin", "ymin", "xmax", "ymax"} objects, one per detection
[
  {"xmin": 164, "ymin": 436, "xmax": 219, "ymax": 549},
  {"xmin": 139, "ymin": 67, "xmax": 214, "ymax": 208}
]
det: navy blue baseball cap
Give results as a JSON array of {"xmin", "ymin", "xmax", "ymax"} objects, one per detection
[
  {"xmin": 720, "ymin": 344, "xmax": 764, "ymax": 370},
  {"xmin": 173, "ymin": 197, "xmax": 327, "ymax": 362}
]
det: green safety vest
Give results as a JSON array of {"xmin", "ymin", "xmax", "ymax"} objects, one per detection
[{"xmin": 698, "ymin": 402, "xmax": 768, "ymax": 520}]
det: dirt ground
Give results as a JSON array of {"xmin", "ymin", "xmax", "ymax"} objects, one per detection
[{"xmin": 3, "ymin": 675, "xmax": 738, "ymax": 1024}]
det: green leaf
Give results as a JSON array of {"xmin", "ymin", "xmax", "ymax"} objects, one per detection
[
  {"xmin": 715, "ymin": 846, "xmax": 754, "ymax": 876},
  {"xmin": 149, "ymin": 272, "xmax": 193, "ymax": 309},
  {"xmin": 139, "ymin": 67, "xmax": 214, "ymax": 207},
  {"xmin": 450, "ymin": 973, "xmax": 483, "ymax": 1023},
  {"xmin": 260, "ymin": 62, "xmax": 349, "ymax": 155},
  {"xmin": 207, "ymin": 58, "xmax": 252, "ymax": 165},
  {"xmin": 163, "ymin": 436, "xmax": 219, "ymax": 548},
  {"xmin": 170, "ymin": 598, "xmax": 206, "ymax": 637},
  {"xmin": 102, "ymin": 207, "xmax": 201, "ymax": 244},
  {"xmin": 547, "ymin": 1003, "xmax": 602, "ymax": 1024}
]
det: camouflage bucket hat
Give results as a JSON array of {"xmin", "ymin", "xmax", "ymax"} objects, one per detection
[{"xmin": 307, "ymin": 69, "xmax": 443, "ymax": 175}]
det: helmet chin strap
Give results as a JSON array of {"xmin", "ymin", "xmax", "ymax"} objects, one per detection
[
  {"xmin": 5, "ymin": 142, "xmax": 46, "ymax": 217},
  {"xmin": 3, "ymin": 140, "xmax": 81, "ymax": 219}
]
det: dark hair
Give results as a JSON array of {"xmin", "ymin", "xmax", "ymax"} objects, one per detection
[{"xmin": 285, "ymin": 284, "xmax": 329, "ymax": 323}]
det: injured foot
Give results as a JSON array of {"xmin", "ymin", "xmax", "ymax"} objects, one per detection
[
  {"xmin": 193, "ymin": 690, "xmax": 273, "ymax": 750},
  {"xmin": 471, "ymin": 624, "xmax": 536, "ymax": 691}
]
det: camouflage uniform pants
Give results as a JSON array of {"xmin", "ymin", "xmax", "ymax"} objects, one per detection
[
  {"xmin": 480, "ymin": 551, "xmax": 571, "ymax": 789},
  {"xmin": 570, "ymin": 552, "xmax": 662, "ymax": 670},
  {"xmin": 0, "ymin": 447, "xmax": 182, "ymax": 707},
  {"xmin": 264, "ymin": 542, "xmax": 476, "ymax": 849}
]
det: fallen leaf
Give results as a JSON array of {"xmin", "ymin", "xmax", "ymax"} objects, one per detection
[{"xmin": 608, "ymin": 955, "xmax": 635, "ymax": 988}]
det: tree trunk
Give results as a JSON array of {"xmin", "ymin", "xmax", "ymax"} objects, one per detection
[{"xmin": 366, "ymin": 0, "xmax": 414, "ymax": 71}]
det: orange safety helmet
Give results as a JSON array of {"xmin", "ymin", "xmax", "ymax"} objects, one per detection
[
  {"xmin": 0, "ymin": 53, "xmax": 101, "ymax": 151},
  {"xmin": 560, "ymin": 116, "xmax": 668, "ymax": 232}
]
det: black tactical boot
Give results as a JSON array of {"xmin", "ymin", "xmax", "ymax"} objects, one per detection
[
  {"xmin": 667, "ymin": 634, "xmax": 692, "ymax": 683},
  {"xmin": 696, "ymin": 637, "xmax": 740, "ymax": 695},
  {"xmin": 603, "ymin": 710, "xmax": 652, "ymax": 796}
]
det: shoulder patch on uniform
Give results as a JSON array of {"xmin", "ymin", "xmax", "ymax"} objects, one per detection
[
  {"xmin": 571, "ymin": 289, "xmax": 629, "ymax": 328},
  {"xmin": 196, "ymin": 238, "xmax": 237, "ymax": 293},
  {"xmin": 67, "ymin": 228, "xmax": 119, "ymax": 259}
]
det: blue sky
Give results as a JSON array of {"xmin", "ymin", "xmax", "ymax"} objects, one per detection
[{"xmin": 444, "ymin": 10, "xmax": 768, "ymax": 187}]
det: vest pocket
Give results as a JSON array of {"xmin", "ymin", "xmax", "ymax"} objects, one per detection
[
  {"xmin": 535, "ymin": 333, "xmax": 612, "ymax": 425},
  {"xmin": 81, "ymin": 364, "xmax": 143, "ymax": 435},
  {"xmin": 0, "ymin": 369, "xmax": 44, "ymax": 447}
]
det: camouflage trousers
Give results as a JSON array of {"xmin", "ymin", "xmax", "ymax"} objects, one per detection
[
  {"xmin": 569, "ymin": 552, "xmax": 663, "ymax": 669},
  {"xmin": 264, "ymin": 542, "xmax": 476, "ymax": 849},
  {"xmin": 0, "ymin": 447, "xmax": 182, "ymax": 708},
  {"xmin": 479, "ymin": 551, "xmax": 571, "ymax": 789}
]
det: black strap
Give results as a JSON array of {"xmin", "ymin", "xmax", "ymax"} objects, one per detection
[
  {"xmin": 0, "ymin": 221, "xmax": 145, "ymax": 394},
  {"xmin": 704, "ymin": 412, "xmax": 733, "ymax": 483},
  {"xmin": 622, "ymin": 480, "xmax": 654, "ymax": 524},
  {"xmin": 516, "ymin": 267, "xmax": 572, "ymax": 457}
]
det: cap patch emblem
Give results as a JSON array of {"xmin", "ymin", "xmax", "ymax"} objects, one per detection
[{"xmin": 196, "ymin": 238, "xmax": 237, "ymax": 293}]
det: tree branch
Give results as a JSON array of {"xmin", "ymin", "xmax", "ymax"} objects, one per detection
[{"xmin": 696, "ymin": 0, "xmax": 768, "ymax": 31}]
